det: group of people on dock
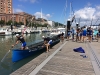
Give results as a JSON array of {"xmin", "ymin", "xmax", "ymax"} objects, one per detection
[
  {"xmin": 64, "ymin": 26, "xmax": 100, "ymax": 43},
  {"xmin": 11, "ymin": 26, "xmax": 100, "ymax": 52}
]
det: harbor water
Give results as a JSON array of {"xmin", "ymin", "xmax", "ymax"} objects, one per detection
[{"xmin": 0, "ymin": 33, "xmax": 50, "ymax": 75}]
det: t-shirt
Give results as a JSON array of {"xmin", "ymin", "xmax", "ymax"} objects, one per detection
[
  {"xmin": 17, "ymin": 36, "xmax": 25, "ymax": 43},
  {"xmin": 83, "ymin": 28, "xmax": 87, "ymax": 35},
  {"xmin": 88, "ymin": 30, "xmax": 93, "ymax": 35},
  {"xmin": 93, "ymin": 30, "xmax": 98, "ymax": 36},
  {"xmin": 67, "ymin": 30, "xmax": 70, "ymax": 35}
]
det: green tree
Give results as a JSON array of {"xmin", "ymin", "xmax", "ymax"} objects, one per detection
[
  {"xmin": 19, "ymin": 22, "xmax": 24, "ymax": 25},
  {"xmin": 14, "ymin": 21, "xmax": 18, "ymax": 26},
  {"xmin": 6, "ymin": 20, "xmax": 12, "ymax": 25},
  {"xmin": 42, "ymin": 24, "xmax": 47, "ymax": 27},
  {"xmin": 26, "ymin": 19, "xmax": 29, "ymax": 26},
  {"xmin": 0, "ymin": 20, "xmax": 5, "ymax": 27}
]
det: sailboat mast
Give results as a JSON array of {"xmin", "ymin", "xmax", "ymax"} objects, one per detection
[
  {"xmin": 41, "ymin": 8, "xmax": 42, "ymax": 18},
  {"xmin": 70, "ymin": 2, "xmax": 72, "ymax": 20},
  {"xmin": 64, "ymin": 0, "xmax": 67, "ymax": 25},
  {"xmin": 13, "ymin": 9, "xmax": 14, "ymax": 26}
]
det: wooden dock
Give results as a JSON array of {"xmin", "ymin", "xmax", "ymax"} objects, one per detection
[{"xmin": 10, "ymin": 39, "xmax": 100, "ymax": 75}]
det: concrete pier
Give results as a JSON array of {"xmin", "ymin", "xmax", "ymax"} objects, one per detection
[{"xmin": 10, "ymin": 40, "xmax": 100, "ymax": 75}]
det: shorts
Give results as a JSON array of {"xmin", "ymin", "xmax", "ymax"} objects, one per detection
[
  {"xmin": 83, "ymin": 33, "xmax": 86, "ymax": 36},
  {"xmin": 88, "ymin": 34, "xmax": 92, "ymax": 36},
  {"xmin": 22, "ymin": 42, "xmax": 26, "ymax": 47},
  {"xmin": 80, "ymin": 33, "xmax": 83, "ymax": 36},
  {"xmin": 67, "ymin": 33, "xmax": 70, "ymax": 36}
]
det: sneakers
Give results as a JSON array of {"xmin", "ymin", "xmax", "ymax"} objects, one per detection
[{"xmin": 80, "ymin": 54, "xmax": 87, "ymax": 58}]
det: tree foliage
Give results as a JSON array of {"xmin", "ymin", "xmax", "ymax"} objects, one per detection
[
  {"xmin": 0, "ymin": 20, "xmax": 5, "ymax": 27},
  {"xmin": 54, "ymin": 22, "xmax": 64, "ymax": 27}
]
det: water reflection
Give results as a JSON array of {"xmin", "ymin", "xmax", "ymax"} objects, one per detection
[{"xmin": 0, "ymin": 33, "xmax": 49, "ymax": 75}]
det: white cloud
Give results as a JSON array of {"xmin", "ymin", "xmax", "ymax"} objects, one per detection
[
  {"xmin": 46, "ymin": 14, "xmax": 51, "ymax": 18},
  {"xmin": 14, "ymin": 8, "xmax": 23, "ymax": 13},
  {"xmin": 75, "ymin": 7, "xmax": 96, "ymax": 20},
  {"xmin": 96, "ymin": 5, "xmax": 100, "ymax": 10},
  {"xmin": 34, "ymin": 12, "xmax": 51, "ymax": 20},
  {"xmin": 73, "ymin": 6, "xmax": 100, "ymax": 26}
]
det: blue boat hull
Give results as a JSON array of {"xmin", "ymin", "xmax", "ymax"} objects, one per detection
[{"xmin": 12, "ymin": 40, "xmax": 60, "ymax": 62}]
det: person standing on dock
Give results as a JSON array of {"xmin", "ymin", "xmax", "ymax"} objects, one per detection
[
  {"xmin": 97, "ymin": 29, "xmax": 100, "ymax": 42},
  {"xmin": 60, "ymin": 32, "xmax": 64, "ymax": 43},
  {"xmin": 71, "ymin": 27, "xmax": 75, "ymax": 41},
  {"xmin": 79, "ymin": 28, "xmax": 83, "ymax": 42},
  {"xmin": 12, "ymin": 34, "xmax": 27, "ymax": 50},
  {"xmin": 66, "ymin": 29, "xmax": 71, "ymax": 41},
  {"xmin": 76, "ymin": 28, "xmax": 80, "ymax": 42},
  {"xmin": 82, "ymin": 26, "xmax": 87, "ymax": 42},
  {"xmin": 88, "ymin": 27, "xmax": 93, "ymax": 42},
  {"xmin": 42, "ymin": 36, "xmax": 52, "ymax": 52}
]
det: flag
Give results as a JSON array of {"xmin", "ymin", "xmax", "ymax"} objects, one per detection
[
  {"xmin": 72, "ymin": 15, "xmax": 75, "ymax": 22},
  {"xmin": 22, "ymin": 27, "xmax": 27, "ymax": 34}
]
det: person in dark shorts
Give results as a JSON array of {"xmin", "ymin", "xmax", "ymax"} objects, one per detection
[
  {"xmin": 76, "ymin": 28, "xmax": 80, "ymax": 42},
  {"xmin": 88, "ymin": 27, "xmax": 93, "ymax": 42},
  {"xmin": 82, "ymin": 26, "xmax": 87, "ymax": 42},
  {"xmin": 79, "ymin": 28, "xmax": 83, "ymax": 42},
  {"xmin": 87, "ymin": 27, "xmax": 90, "ymax": 40},
  {"xmin": 42, "ymin": 36, "xmax": 52, "ymax": 52},
  {"xmin": 71, "ymin": 27, "xmax": 75, "ymax": 41},
  {"xmin": 12, "ymin": 34, "xmax": 27, "ymax": 50},
  {"xmin": 97, "ymin": 29, "xmax": 100, "ymax": 42},
  {"xmin": 60, "ymin": 32, "xmax": 64, "ymax": 43},
  {"xmin": 66, "ymin": 29, "xmax": 70, "ymax": 40}
]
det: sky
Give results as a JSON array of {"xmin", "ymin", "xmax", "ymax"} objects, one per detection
[{"xmin": 13, "ymin": 0, "xmax": 100, "ymax": 26}]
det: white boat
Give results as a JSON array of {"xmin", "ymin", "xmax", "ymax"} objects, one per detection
[
  {"xmin": 0, "ymin": 28, "xmax": 12, "ymax": 35},
  {"xmin": 23, "ymin": 28, "xmax": 31, "ymax": 34},
  {"xmin": 17, "ymin": 27, "xmax": 31, "ymax": 34},
  {"xmin": 50, "ymin": 28, "xmax": 65, "ymax": 36}
]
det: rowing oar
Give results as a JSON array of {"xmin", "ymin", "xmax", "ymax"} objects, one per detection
[{"xmin": 1, "ymin": 48, "xmax": 12, "ymax": 62}]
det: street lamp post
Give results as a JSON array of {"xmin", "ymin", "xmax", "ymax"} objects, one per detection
[{"xmin": 11, "ymin": 23, "xmax": 13, "ymax": 31}]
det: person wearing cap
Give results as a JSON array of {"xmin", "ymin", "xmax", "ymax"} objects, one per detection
[
  {"xmin": 12, "ymin": 34, "xmax": 27, "ymax": 50},
  {"xmin": 42, "ymin": 36, "xmax": 52, "ymax": 52}
]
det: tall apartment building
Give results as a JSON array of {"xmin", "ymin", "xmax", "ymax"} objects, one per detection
[
  {"xmin": 0, "ymin": 0, "xmax": 12, "ymax": 14},
  {"xmin": 0, "ymin": 0, "xmax": 37, "ymax": 25}
]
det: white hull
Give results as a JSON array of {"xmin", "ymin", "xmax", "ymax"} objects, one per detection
[
  {"xmin": 50, "ymin": 28, "xmax": 65, "ymax": 36},
  {"xmin": 0, "ymin": 28, "xmax": 12, "ymax": 35}
]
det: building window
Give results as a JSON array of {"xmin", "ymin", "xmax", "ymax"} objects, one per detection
[
  {"xmin": 8, "ymin": 4, "xmax": 10, "ymax": 6},
  {"xmin": 14, "ymin": 17, "xmax": 16, "ymax": 21}
]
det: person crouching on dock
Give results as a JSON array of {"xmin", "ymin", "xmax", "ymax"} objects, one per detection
[
  {"xmin": 42, "ymin": 36, "xmax": 52, "ymax": 52},
  {"xmin": 12, "ymin": 34, "xmax": 27, "ymax": 50},
  {"xmin": 60, "ymin": 32, "xmax": 64, "ymax": 43}
]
